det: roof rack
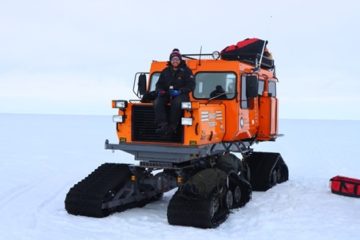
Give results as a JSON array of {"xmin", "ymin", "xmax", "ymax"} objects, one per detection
[{"xmin": 181, "ymin": 51, "xmax": 221, "ymax": 60}]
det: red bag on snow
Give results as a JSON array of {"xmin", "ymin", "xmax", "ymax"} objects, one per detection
[{"xmin": 330, "ymin": 176, "xmax": 360, "ymax": 198}]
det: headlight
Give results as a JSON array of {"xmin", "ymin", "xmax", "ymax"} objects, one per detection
[
  {"xmin": 181, "ymin": 117, "xmax": 193, "ymax": 126},
  {"xmin": 181, "ymin": 102, "xmax": 192, "ymax": 110},
  {"xmin": 212, "ymin": 51, "xmax": 220, "ymax": 60},
  {"xmin": 113, "ymin": 115, "xmax": 124, "ymax": 123},
  {"xmin": 112, "ymin": 100, "xmax": 128, "ymax": 109}
]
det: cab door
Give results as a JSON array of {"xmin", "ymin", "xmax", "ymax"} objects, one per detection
[
  {"xmin": 258, "ymin": 79, "xmax": 278, "ymax": 140},
  {"xmin": 268, "ymin": 81, "xmax": 278, "ymax": 136},
  {"xmin": 238, "ymin": 74, "xmax": 259, "ymax": 139}
]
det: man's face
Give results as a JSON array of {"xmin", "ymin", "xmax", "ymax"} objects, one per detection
[{"xmin": 170, "ymin": 57, "xmax": 180, "ymax": 68}]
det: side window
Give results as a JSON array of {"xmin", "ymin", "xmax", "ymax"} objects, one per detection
[
  {"xmin": 241, "ymin": 75, "xmax": 259, "ymax": 109},
  {"xmin": 258, "ymin": 80, "xmax": 264, "ymax": 95},
  {"xmin": 149, "ymin": 73, "xmax": 160, "ymax": 91},
  {"xmin": 268, "ymin": 81, "xmax": 276, "ymax": 97},
  {"xmin": 241, "ymin": 76, "xmax": 248, "ymax": 108}
]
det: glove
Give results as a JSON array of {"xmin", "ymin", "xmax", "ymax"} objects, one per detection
[
  {"xmin": 169, "ymin": 89, "xmax": 181, "ymax": 97},
  {"xmin": 157, "ymin": 90, "xmax": 167, "ymax": 96}
]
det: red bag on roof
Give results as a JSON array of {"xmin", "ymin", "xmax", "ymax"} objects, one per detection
[
  {"xmin": 221, "ymin": 38, "xmax": 266, "ymax": 59},
  {"xmin": 330, "ymin": 176, "xmax": 360, "ymax": 198},
  {"xmin": 220, "ymin": 38, "xmax": 274, "ymax": 69}
]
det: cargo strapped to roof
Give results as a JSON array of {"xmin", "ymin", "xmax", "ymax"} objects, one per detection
[{"xmin": 220, "ymin": 38, "xmax": 275, "ymax": 69}]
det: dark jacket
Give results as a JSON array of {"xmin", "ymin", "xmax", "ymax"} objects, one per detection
[
  {"xmin": 210, "ymin": 85, "xmax": 227, "ymax": 99},
  {"xmin": 155, "ymin": 61, "xmax": 195, "ymax": 93}
]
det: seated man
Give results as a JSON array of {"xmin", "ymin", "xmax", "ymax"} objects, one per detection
[
  {"xmin": 210, "ymin": 85, "xmax": 228, "ymax": 99},
  {"xmin": 154, "ymin": 49, "xmax": 195, "ymax": 134}
]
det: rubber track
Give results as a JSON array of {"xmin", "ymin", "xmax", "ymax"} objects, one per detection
[
  {"xmin": 65, "ymin": 163, "xmax": 132, "ymax": 217},
  {"xmin": 167, "ymin": 191, "xmax": 228, "ymax": 228},
  {"xmin": 245, "ymin": 152, "xmax": 288, "ymax": 191},
  {"xmin": 229, "ymin": 175, "xmax": 252, "ymax": 208}
]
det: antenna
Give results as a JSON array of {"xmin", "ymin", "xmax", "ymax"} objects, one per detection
[
  {"xmin": 198, "ymin": 46, "xmax": 202, "ymax": 66},
  {"xmin": 254, "ymin": 40, "xmax": 268, "ymax": 71}
]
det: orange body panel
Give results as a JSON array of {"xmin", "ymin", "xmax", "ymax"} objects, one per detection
[
  {"xmin": 114, "ymin": 58, "xmax": 278, "ymax": 146},
  {"xmin": 183, "ymin": 104, "xmax": 226, "ymax": 145},
  {"xmin": 116, "ymin": 103, "xmax": 133, "ymax": 142}
]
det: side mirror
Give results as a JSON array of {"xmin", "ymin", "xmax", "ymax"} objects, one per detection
[
  {"xmin": 138, "ymin": 74, "xmax": 147, "ymax": 95},
  {"xmin": 246, "ymin": 76, "xmax": 259, "ymax": 98}
]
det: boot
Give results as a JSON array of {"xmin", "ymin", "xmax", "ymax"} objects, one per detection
[
  {"xmin": 165, "ymin": 124, "xmax": 177, "ymax": 135},
  {"xmin": 155, "ymin": 122, "xmax": 168, "ymax": 134}
]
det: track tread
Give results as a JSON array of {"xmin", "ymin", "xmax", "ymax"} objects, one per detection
[
  {"xmin": 65, "ymin": 163, "xmax": 131, "ymax": 217},
  {"xmin": 167, "ymin": 168, "xmax": 229, "ymax": 228},
  {"xmin": 229, "ymin": 174, "xmax": 252, "ymax": 208},
  {"xmin": 245, "ymin": 152, "xmax": 288, "ymax": 191},
  {"xmin": 167, "ymin": 191, "xmax": 228, "ymax": 228}
]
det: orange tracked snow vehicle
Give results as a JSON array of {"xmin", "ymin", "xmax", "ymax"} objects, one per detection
[{"xmin": 65, "ymin": 39, "xmax": 288, "ymax": 228}]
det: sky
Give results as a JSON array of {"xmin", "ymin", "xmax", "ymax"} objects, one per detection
[{"xmin": 1, "ymin": 0, "xmax": 360, "ymax": 119}]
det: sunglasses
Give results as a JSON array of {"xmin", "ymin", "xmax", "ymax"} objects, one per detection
[{"xmin": 171, "ymin": 57, "xmax": 180, "ymax": 62}]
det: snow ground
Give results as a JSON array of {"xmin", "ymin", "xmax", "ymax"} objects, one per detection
[{"xmin": 0, "ymin": 114, "xmax": 359, "ymax": 240}]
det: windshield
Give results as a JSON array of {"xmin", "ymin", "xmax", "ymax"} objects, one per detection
[
  {"xmin": 194, "ymin": 72, "xmax": 236, "ymax": 99},
  {"xmin": 149, "ymin": 72, "xmax": 236, "ymax": 100}
]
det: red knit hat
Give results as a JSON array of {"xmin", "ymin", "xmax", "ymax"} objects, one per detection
[{"xmin": 169, "ymin": 48, "xmax": 182, "ymax": 61}]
